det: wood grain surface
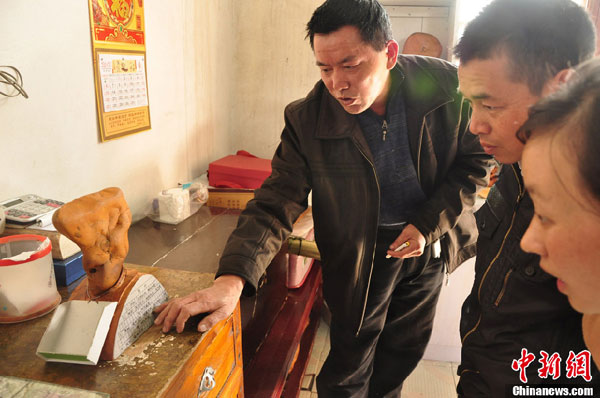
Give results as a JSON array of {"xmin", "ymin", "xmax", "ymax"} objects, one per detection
[{"xmin": 0, "ymin": 264, "xmax": 243, "ymax": 398}]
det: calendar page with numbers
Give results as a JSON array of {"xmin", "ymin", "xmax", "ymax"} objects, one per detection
[{"xmin": 99, "ymin": 53, "xmax": 148, "ymax": 113}]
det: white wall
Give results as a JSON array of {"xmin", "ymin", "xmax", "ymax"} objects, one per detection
[
  {"xmin": 424, "ymin": 257, "xmax": 474, "ymax": 362},
  {"xmin": 0, "ymin": 0, "xmax": 320, "ymax": 221},
  {"xmin": 232, "ymin": 1, "xmax": 322, "ymax": 158}
]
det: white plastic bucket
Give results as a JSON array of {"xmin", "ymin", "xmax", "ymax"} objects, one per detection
[{"xmin": 0, "ymin": 234, "xmax": 61, "ymax": 323}]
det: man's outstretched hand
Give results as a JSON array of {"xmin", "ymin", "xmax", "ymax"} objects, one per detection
[{"xmin": 153, "ymin": 274, "xmax": 244, "ymax": 333}]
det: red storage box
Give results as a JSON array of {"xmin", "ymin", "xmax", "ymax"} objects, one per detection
[{"xmin": 208, "ymin": 151, "xmax": 272, "ymax": 189}]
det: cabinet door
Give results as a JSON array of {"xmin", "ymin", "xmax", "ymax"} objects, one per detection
[
  {"xmin": 217, "ymin": 366, "xmax": 244, "ymax": 398},
  {"xmin": 385, "ymin": 6, "xmax": 450, "ymax": 60},
  {"xmin": 162, "ymin": 304, "xmax": 243, "ymax": 398}
]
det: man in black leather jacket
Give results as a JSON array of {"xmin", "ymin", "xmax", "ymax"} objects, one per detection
[
  {"xmin": 455, "ymin": 0, "xmax": 599, "ymax": 396},
  {"xmin": 155, "ymin": 1, "xmax": 491, "ymax": 396}
]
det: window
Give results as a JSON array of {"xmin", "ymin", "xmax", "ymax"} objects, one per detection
[{"xmin": 453, "ymin": 0, "xmax": 589, "ymax": 62}]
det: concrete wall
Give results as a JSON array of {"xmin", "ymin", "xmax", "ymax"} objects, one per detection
[
  {"xmin": 0, "ymin": 0, "xmax": 320, "ymax": 221},
  {"xmin": 231, "ymin": 1, "xmax": 322, "ymax": 158}
]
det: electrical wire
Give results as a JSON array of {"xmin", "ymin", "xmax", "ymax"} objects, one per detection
[{"xmin": 0, "ymin": 66, "xmax": 28, "ymax": 98}]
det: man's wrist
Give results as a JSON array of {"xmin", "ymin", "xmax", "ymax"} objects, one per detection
[{"xmin": 214, "ymin": 274, "xmax": 245, "ymax": 293}]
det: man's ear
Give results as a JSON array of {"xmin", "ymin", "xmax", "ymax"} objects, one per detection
[
  {"xmin": 542, "ymin": 68, "xmax": 575, "ymax": 96},
  {"xmin": 385, "ymin": 40, "xmax": 399, "ymax": 69}
]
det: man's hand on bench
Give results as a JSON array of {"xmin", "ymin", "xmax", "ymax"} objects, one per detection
[{"xmin": 153, "ymin": 274, "xmax": 245, "ymax": 333}]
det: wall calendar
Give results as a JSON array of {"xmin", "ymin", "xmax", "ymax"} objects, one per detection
[{"xmin": 88, "ymin": 0, "xmax": 151, "ymax": 141}]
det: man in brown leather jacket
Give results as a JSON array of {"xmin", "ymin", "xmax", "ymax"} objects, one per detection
[{"xmin": 155, "ymin": 0, "xmax": 490, "ymax": 396}]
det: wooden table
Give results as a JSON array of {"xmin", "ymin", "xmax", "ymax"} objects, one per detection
[
  {"xmin": 0, "ymin": 265, "xmax": 244, "ymax": 398},
  {"xmin": 1, "ymin": 206, "xmax": 323, "ymax": 397}
]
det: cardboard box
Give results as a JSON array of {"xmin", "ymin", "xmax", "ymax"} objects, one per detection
[
  {"xmin": 53, "ymin": 252, "xmax": 85, "ymax": 286},
  {"xmin": 37, "ymin": 300, "xmax": 117, "ymax": 365},
  {"xmin": 208, "ymin": 154, "xmax": 271, "ymax": 189},
  {"xmin": 207, "ymin": 188, "xmax": 255, "ymax": 210}
]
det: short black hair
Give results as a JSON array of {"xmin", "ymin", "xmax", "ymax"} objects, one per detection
[
  {"xmin": 518, "ymin": 58, "xmax": 600, "ymax": 202},
  {"xmin": 454, "ymin": 0, "xmax": 596, "ymax": 95},
  {"xmin": 306, "ymin": 0, "xmax": 392, "ymax": 51}
]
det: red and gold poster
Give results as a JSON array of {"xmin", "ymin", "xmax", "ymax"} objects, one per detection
[{"xmin": 88, "ymin": 0, "xmax": 151, "ymax": 141}]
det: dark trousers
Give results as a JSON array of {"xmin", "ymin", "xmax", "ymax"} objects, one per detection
[{"xmin": 316, "ymin": 228, "xmax": 445, "ymax": 398}]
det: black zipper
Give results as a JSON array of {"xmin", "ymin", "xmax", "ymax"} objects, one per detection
[
  {"xmin": 494, "ymin": 268, "xmax": 514, "ymax": 306},
  {"xmin": 352, "ymin": 137, "xmax": 380, "ymax": 337}
]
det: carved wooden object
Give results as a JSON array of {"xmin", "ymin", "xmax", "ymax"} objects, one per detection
[{"xmin": 51, "ymin": 187, "xmax": 167, "ymax": 360}]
